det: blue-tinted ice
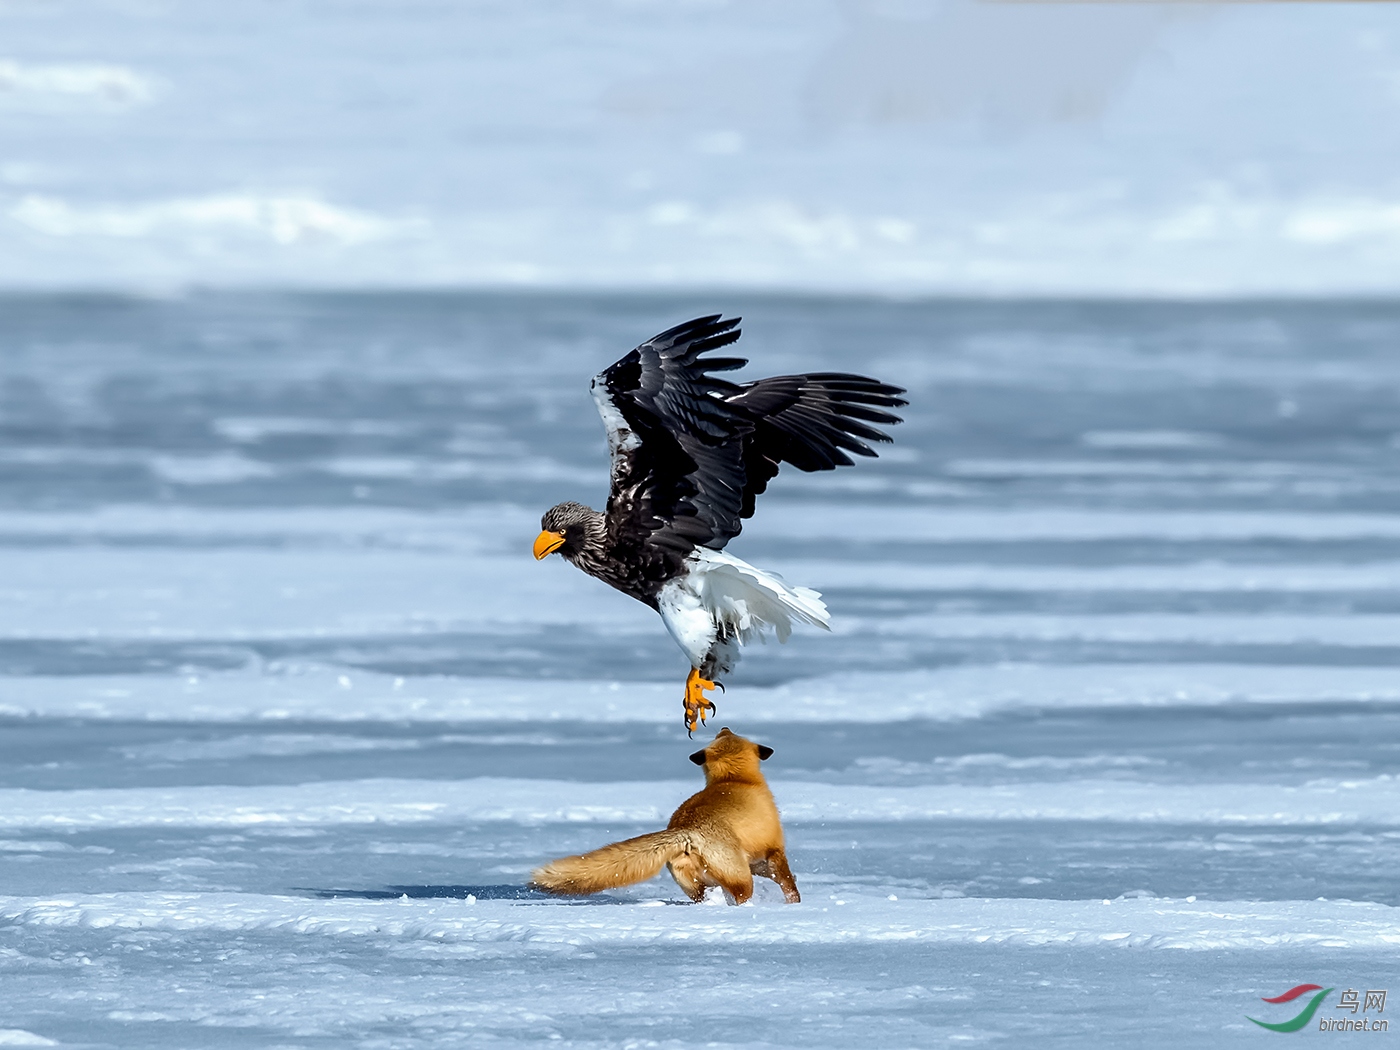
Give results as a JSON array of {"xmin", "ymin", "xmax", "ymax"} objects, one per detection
[{"xmin": 0, "ymin": 294, "xmax": 1396, "ymax": 1047}]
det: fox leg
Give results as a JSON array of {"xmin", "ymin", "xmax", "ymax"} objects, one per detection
[
  {"xmin": 670, "ymin": 842, "xmax": 752, "ymax": 904},
  {"xmin": 667, "ymin": 855, "xmax": 708, "ymax": 902},
  {"xmin": 717, "ymin": 871, "xmax": 754, "ymax": 905},
  {"xmin": 765, "ymin": 849, "xmax": 801, "ymax": 903},
  {"xmin": 701, "ymin": 839, "xmax": 753, "ymax": 905},
  {"xmin": 682, "ymin": 668, "xmax": 718, "ymax": 735}
]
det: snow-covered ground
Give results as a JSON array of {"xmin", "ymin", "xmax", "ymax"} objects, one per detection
[{"xmin": 0, "ymin": 294, "xmax": 1397, "ymax": 1047}]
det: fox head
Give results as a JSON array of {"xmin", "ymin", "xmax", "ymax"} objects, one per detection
[{"xmin": 689, "ymin": 727, "xmax": 774, "ymax": 783}]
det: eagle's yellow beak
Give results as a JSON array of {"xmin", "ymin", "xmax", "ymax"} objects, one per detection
[{"xmin": 533, "ymin": 530, "xmax": 566, "ymax": 560}]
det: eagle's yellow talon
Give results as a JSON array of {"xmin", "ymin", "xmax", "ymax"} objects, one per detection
[{"xmin": 683, "ymin": 669, "xmax": 718, "ymax": 735}]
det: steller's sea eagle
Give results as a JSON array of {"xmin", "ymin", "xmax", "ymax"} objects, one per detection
[{"xmin": 533, "ymin": 315, "xmax": 905, "ymax": 733}]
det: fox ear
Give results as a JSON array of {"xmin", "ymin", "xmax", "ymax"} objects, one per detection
[
  {"xmin": 689, "ymin": 749, "xmax": 707, "ymax": 765},
  {"xmin": 757, "ymin": 745, "xmax": 774, "ymax": 761}
]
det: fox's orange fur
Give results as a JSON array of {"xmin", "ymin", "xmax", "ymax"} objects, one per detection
[{"xmin": 530, "ymin": 728, "xmax": 800, "ymax": 904}]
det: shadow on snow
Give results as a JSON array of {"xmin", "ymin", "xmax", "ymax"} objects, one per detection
[{"xmin": 294, "ymin": 883, "xmax": 689, "ymax": 905}]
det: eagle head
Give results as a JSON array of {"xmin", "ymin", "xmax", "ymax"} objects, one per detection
[{"xmin": 534, "ymin": 501, "xmax": 599, "ymax": 560}]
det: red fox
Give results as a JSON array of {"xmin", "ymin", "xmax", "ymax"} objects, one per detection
[{"xmin": 530, "ymin": 728, "xmax": 800, "ymax": 904}]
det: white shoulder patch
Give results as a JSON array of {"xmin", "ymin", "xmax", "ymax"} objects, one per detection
[{"xmin": 590, "ymin": 374, "xmax": 641, "ymax": 455}]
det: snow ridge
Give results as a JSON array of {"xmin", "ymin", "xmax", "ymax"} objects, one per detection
[
  {"xmin": 2, "ymin": 893, "xmax": 1395, "ymax": 952},
  {"xmin": 2, "ymin": 776, "xmax": 1399, "ymax": 829}
]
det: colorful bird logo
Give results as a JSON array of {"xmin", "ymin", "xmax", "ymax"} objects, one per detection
[{"xmin": 1248, "ymin": 984, "xmax": 1333, "ymax": 1032}]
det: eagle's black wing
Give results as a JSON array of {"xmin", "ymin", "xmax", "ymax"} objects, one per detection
[
  {"xmin": 592, "ymin": 315, "xmax": 906, "ymax": 573},
  {"xmin": 726, "ymin": 372, "xmax": 907, "ymax": 517},
  {"xmin": 591, "ymin": 315, "xmax": 752, "ymax": 574}
]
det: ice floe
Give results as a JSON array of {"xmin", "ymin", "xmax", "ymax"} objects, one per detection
[
  {"xmin": 2, "ymin": 775, "xmax": 1398, "ymax": 829},
  {"xmin": 4, "ymin": 663, "xmax": 1397, "ymax": 724},
  {"xmin": 1, "ymin": 892, "xmax": 1394, "ymax": 952}
]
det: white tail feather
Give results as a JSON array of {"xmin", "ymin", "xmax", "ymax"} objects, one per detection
[
  {"xmin": 690, "ymin": 549, "xmax": 829, "ymax": 644},
  {"xmin": 657, "ymin": 548, "xmax": 830, "ymax": 667}
]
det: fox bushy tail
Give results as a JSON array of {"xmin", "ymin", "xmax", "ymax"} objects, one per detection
[{"xmin": 530, "ymin": 829, "xmax": 696, "ymax": 895}]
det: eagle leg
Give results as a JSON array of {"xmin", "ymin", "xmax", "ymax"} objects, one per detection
[{"xmin": 683, "ymin": 668, "xmax": 718, "ymax": 736}]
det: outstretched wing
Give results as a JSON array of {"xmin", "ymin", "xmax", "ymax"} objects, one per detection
[
  {"xmin": 591, "ymin": 315, "xmax": 753, "ymax": 568},
  {"xmin": 591, "ymin": 315, "xmax": 907, "ymax": 569},
  {"xmin": 727, "ymin": 373, "xmax": 907, "ymax": 517}
]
